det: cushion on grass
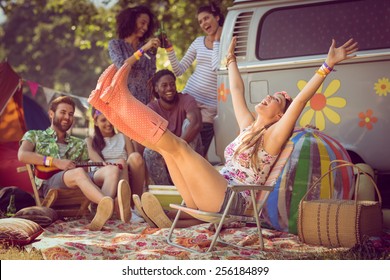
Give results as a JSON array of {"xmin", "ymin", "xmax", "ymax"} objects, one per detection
[
  {"xmin": 14, "ymin": 206, "xmax": 58, "ymax": 227},
  {"xmin": 0, "ymin": 218, "xmax": 43, "ymax": 246}
]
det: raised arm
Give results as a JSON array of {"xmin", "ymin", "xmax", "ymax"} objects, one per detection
[
  {"xmin": 210, "ymin": 26, "xmax": 222, "ymax": 72},
  {"xmin": 166, "ymin": 38, "xmax": 197, "ymax": 77},
  {"xmin": 115, "ymin": 38, "xmax": 161, "ymax": 87},
  {"xmin": 266, "ymin": 39, "xmax": 358, "ymax": 153},
  {"xmin": 226, "ymin": 37, "xmax": 255, "ymax": 131}
]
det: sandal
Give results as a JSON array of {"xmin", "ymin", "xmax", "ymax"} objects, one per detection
[
  {"xmin": 141, "ymin": 192, "xmax": 172, "ymax": 228},
  {"xmin": 89, "ymin": 196, "xmax": 113, "ymax": 231},
  {"xmin": 132, "ymin": 194, "xmax": 156, "ymax": 227}
]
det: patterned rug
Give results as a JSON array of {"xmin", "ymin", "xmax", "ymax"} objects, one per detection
[{"xmin": 27, "ymin": 217, "xmax": 371, "ymax": 260}]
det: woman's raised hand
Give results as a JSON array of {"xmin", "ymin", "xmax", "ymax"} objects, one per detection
[
  {"xmin": 227, "ymin": 36, "xmax": 237, "ymax": 56},
  {"xmin": 325, "ymin": 39, "xmax": 358, "ymax": 68},
  {"xmin": 143, "ymin": 37, "xmax": 161, "ymax": 51}
]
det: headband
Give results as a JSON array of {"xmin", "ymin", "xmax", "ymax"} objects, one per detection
[
  {"xmin": 275, "ymin": 91, "xmax": 292, "ymax": 102},
  {"xmin": 93, "ymin": 109, "xmax": 102, "ymax": 119}
]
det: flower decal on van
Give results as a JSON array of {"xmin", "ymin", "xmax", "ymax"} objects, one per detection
[
  {"xmin": 358, "ymin": 109, "xmax": 377, "ymax": 130},
  {"xmin": 374, "ymin": 77, "xmax": 390, "ymax": 96},
  {"xmin": 218, "ymin": 83, "xmax": 230, "ymax": 102},
  {"xmin": 298, "ymin": 79, "xmax": 346, "ymax": 131}
]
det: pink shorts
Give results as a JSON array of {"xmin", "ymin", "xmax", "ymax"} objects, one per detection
[{"xmin": 89, "ymin": 63, "xmax": 168, "ymax": 144}]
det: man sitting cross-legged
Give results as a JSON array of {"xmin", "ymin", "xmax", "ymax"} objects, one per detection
[{"xmin": 18, "ymin": 96, "xmax": 131, "ymax": 230}]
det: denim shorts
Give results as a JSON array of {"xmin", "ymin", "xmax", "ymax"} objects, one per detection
[
  {"xmin": 40, "ymin": 170, "xmax": 95, "ymax": 197},
  {"xmin": 218, "ymin": 188, "xmax": 248, "ymax": 216}
]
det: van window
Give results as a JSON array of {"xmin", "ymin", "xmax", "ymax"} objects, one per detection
[{"xmin": 257, "ymin": 0, "xmax": 390, "ymax": 60}]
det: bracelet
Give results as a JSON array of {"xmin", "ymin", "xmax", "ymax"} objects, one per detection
[
  {"xmin": 47, "ymin": 156, "xmax": 53, "ymax": 167},
  {"xmin": 226, "ymin": 59, "xmax": 237, "ymax": 68},
  {"xmin": 315, "ymin": 61, "xmax": 336, "ymax": 77},
  {"xmin": 323, "ymin": 62, "xmax": 332, "ymax": 72},
  {"xmin": 138, "ymin": 48, "xmax": 144, "ymax": 55},
  {"xmin": 165, "ymin": 46, "xmax": 174, "ymax": 52},
  {"xmin": 316, "ymin": 68, "xmax": 327, "ymax": 78},
  {"xmin": 44, "ymin": 156, "xmax": 52, "ymax": 167},
  {"xmin": 226, "ymin": 54, "xmax": 237, "ymax": 68},
  {"xmin": 133, "ymin": 49, "xmax": 143, "ymax": 60},
  {"xmin": 43, "ymin": 156, "xmax": 47, "ymax": 166},
  {"xmin": 323, "ymin": 62, "xmax": 335, "ymax": 72}
]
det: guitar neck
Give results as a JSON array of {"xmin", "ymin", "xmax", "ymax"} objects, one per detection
[
  {"xmin": 76, "ymin": 162, "xmax": 123, "ymax": 169},
  {"xmin": 75, "ymin": 162, "xmax": 105, "ymax": 168}
]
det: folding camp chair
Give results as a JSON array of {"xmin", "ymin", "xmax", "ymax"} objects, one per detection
[
  {"xmin": 166, "ymin": 141, "xmax": 294, "ymax": 253},
  {"xmin": 17, "ymin": 164, "xmax": 90, "ymax": 218}
]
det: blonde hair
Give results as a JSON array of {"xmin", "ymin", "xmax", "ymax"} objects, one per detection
[{"xmin": 233, "ymin": 122, "xmax": 278, "ymax": 171}]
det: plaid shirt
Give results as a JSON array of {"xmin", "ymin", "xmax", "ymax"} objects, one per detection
[{"xmin": 20, "ymin": 127, "xmax": 89, "ymax": 187}]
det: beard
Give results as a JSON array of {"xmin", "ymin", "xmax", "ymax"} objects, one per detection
[
  {"xmin": 52, "ymin": 115, "xmax": 72, "ymax": 132},
  {"xmin": 160, "ymin": 93, "xmax": 178, "ymax": 104}
]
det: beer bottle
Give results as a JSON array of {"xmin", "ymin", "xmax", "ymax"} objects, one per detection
[{"xmin": 6, "ymin": 194, "xmax": 16, "ymax": 217}]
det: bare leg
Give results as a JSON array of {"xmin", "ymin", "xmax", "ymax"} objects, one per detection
[
  {"xmin": 127, "ymin": 152, "xmax": 145, "ymax": 199},
  {"xmin": 93, "ymin": 165, "xmax": 121, "ymax": 198},
  {"xmin": 89, "ymin": 62, "xmax": 227, "ymax": 212},
  {"xmin": 145, "ymin": 132, "xmax": 228, "ymax": 212},
  {"xmin": 63, "ymin": 168, "xmax": 105, "ymax": 204},
  {"xmin": 162, "ymin": 154, "xmax": 197, "ymax": 209}
]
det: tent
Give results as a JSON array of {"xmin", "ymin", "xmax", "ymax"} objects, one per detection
[{"xmin": 0, "ymin": 61, "xmax": 50, "ymax": 193}]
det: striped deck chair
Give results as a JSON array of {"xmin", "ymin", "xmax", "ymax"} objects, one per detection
[{"xmin": 166, "ymin": 141, "xmax": 294, "ymax": 253}]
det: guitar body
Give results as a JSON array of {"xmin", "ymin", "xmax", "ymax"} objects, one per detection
[
  {"xmin": 34, "ymin": 166, "xmax": 62, "ymax": 180},
  {"xmin": 34, "ymin": 162, "xmax": 123, "ymax": 180}
]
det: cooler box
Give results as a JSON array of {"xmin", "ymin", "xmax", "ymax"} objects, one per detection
[{"xmin": 148, "ymin": 185, "xmax": 183, "ymax": 210}]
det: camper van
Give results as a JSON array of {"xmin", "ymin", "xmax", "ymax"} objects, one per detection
[{"xmin": 214, "ymin": 0, "xmax": 390, "ymax": 185}]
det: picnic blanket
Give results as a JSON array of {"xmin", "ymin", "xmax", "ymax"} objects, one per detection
[{"xmin": 27, "ymin": 217, "xmax": 389, "ymax": 260}]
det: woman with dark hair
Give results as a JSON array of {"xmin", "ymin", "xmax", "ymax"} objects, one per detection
[
  {"xmin": 108, "ymin": 5, "xmax": 161, "ymax": 153},
  {"xmin": 109, "ymin": 5, "xmax": 159, "ymax": 106},
  {"xmin": 86, "ymin": 108, "xmax": 146, "ymax": 202},
  {"xmin": 163, "ymin": 2, "xmax": 225, "ymax": 158}
]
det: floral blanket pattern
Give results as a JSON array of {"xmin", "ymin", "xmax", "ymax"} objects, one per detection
[{"xmin": 27, "ymin": 218, "xmax": 376, "ymax": 260}]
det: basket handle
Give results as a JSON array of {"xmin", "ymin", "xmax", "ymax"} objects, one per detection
[{"xmin": 301, "ymin": 160, "xmax": 382, "ymax": 205}]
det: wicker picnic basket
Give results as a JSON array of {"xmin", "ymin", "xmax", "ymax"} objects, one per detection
[{"xmin": 298, "ymin": 160, "xmax": 383, "ymax": 248}]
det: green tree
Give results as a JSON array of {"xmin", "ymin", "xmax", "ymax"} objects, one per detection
[
  {"xmin": 0, "ymin": 0, "xmax": 113, "ymax": 96},
  {"xmin": 0, "ymin": 0, "xmax": 233, "ymax": 96}
]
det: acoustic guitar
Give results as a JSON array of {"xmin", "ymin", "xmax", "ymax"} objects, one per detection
[{"xmin": 34, "ymin": 162, "xmax": 123, "ymax": 180}]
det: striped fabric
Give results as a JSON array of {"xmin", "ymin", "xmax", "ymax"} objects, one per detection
[
  {"xmin": 167, "ymin": 37, "xmax": 220, "ymax": 107},
  {"xmin": 263, "ymin": 128, "xmax": 354, "ymax": 234},
  {"xmin": 0, "ymin": 218, "xmax": 43, "ymax": 246}
]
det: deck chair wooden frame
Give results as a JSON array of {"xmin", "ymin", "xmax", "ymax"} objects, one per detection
[
  {"xmin": 17, "ymin": 164, "xmax": 91, "ymax": 218},
  {"xmin": 166, "ymin": 141, "xmax": 294, "ymax": 253}
]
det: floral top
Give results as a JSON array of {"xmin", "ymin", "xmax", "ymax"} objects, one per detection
[
  {"xmin": 108, "ymin": 39, "xmax": 157, "ymax": 105},
  {"xmin": 20, "ymin": 127, "xmax": 89, "ymax": 188},
  {"xmin": 219, "ymin": 129, "xmax": 279, "ymax": 204}
]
